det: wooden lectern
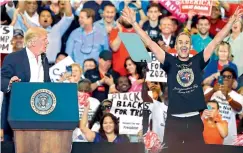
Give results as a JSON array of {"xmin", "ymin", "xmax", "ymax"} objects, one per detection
[
  {"xmin": 8, "ymin": 83, "xmax": 79, "ymax": 153},
  {"xmin": 14, "ymin": 130, "xmax": 72, "ymax": 153}
]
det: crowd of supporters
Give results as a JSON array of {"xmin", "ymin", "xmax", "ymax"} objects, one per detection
[{"xmin": 1, "ymin": 0, "xmax": 243, "ymax": 150}]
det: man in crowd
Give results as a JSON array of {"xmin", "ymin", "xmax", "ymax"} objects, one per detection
[
  {"xmin": 185, "ymin": 11, "xmax": 216, "ymax": 59},
  {"xmin": 141, "ymin": 3, "xmax": 161, "ymax": 44},
  {"xmin": 9, "ymin": 0, "xmax": 74, "ymax": 63},
  {"xmin": 83, "ymin": 0, "xmax": 113, "ymax": 22},
  {"xmin": 66, "ymin": 8, "xmax": 109, "ymax": 66},
  {"xmin": 85, "ymin": 51, "xmax": 120, "ymax": 102},
  {"xmin": 38, "ymin": 0, "xmax": 74, "ymax": 63},
  {"xmin": 157, "ymin": 17, "xmax": 176, "ymax": 52},
  {"xmin": 209, "ymin": 2, "xmax": 227, "ymax": 37},
  {"xmin": 149, "ymin": 85, "xmax": 168, "ymax": 143},
  {"xmin": 83, "ymin": 58, "xmax": 97, "ymax": 73},
  {"xmin": 191, "ymin": 16, "xmax": 212, "ymax": 53},
  {"xmin": 115, "ymin": 76, "xmax": 132, "ymax": 93},
  {"xmin": 121, "ymin": 6, "xmax": 243, "ymax": 152},
  {"xmin": 202, "ymin": 100, "xmax": 228, "ymax": 144},
  {"xmin": 94, "ymin": 3, "xmax": 117, "ymax": 36},
  {"xmin": 109, "ymin": 16, "xmax": 135, "ymax": 76},
  {"xmin": 73, "ymin": 79, "xmax": 100, "ymax": 142},
  {"xmin": 5, "ymin": 0, "xmax": 40, "ymax": 32},
  {"xmin": 204, "ymin": 67, "xmax": 243, "ymax": 145},
  {"xmin": 1, "ymin": 27, "xmax": 50, "ymax": 141},
  {"xmin": 11, "ymin": 29, "xmax": 24, "ymax": 52}
]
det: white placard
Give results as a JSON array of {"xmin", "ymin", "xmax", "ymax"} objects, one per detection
[
  {"xmin": 119, "ymin": 115, "xmax": 142, "ymax": 135},
  {"xmin": 146, "ymin": 53, "xmax": 167, "ymax": 82},
  {"xmin": 49, "ymin": 56, "xmax": 74, "ymax": 82},
  {"xmin": 109, "ymin": 92, "xmax": 152, "ymax": 118},
  {"xmin": 0, "ymin": 26, "xmax": 13, "ymax": 53}
]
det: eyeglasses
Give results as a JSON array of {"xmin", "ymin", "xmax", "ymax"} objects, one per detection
[
  {"xmin": 101, "ymin": 105, "xmax": 111, "ymax": 111},
  {"xmin": 222, "ymin": 75, "xmax": 233, "ymax": 79}
]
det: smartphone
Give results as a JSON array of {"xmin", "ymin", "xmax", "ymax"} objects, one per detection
[
  {"xmin": 66, "ymin": 66, "xmax": 72, "ymax": 75},
  {"xmin": 207, "ymin": 105, "xmax": 212, "ymax": 110},
  {"xmin": 218, "ymin": 76, "xmax": 224, "ymax": 85},
  {"xmin": 105, "ymin": 73, "xmax": 110, "ymax": 78}
]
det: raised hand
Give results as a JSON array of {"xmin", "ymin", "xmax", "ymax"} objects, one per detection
[
  {"xmin": 121, "ymin": 7, "xmax": 136, "ymax": 25},
  {"xmin": 229, "ymin": 6, "xmax": 243, "ymax": 23},
  {"xmin": 133, "ymin": 0, "xmax": 142, "ymax": 9},
  {"xmin": 187, "ymin": 10, "xmax": 197, "ymax": 20}
]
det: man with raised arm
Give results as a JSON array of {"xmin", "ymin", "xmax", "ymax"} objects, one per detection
[{"xmin": 121, "ymin": 6, "xmax": 243, "ymax": 152}]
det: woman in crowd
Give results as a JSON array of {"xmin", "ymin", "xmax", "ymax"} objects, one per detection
[
  {"xmin": 146, "ymin": 81, "xmax": 164, "ymax": 102},
  {"xmin": 124, "ymin": 57, "xmax": 144, "ymax": 92},
  {"xmin": 203, "ymin": 41, "xmax": 238, "ymax": 87},
  {"xmin": 59, "ymin": 63, "xmax": 83, "ymax": 83},
  {"xmin": 224, "ymin": 18, "xmax": 243, "ymax": 86},
  {"xmin": 88, "ymin": 99, "xmax": 113, "ymax": 132},
  {"xmin": 80, "ymin": 101, "xmax": 129, "ymax": 143}
]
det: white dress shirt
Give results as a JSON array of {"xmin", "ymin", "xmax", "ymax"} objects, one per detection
[
  {"xmin": 24, "ymin": 11, "xmax": 40, "ymax": 27},
  {"xmin": 26, "ymin": 48, "xmax": 44, "ymax": 82},
  {"xmin": 162, "ymin": 34, "xmax": 172, "ymax": 46}
]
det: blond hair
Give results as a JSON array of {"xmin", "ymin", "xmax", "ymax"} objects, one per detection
[
  {"xmin": 24, "ymin": 27, "xmax": 47, "ymax": 47},
  {"xmin": 71, "ymin": 63, "xmax": 83, "ymax": 74},
  {"xmin": 215, "ymin": 41, "xmax": 232, "ymax": 58}
]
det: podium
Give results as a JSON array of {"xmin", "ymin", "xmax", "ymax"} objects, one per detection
[{"xmin": 8, "ymin": 83, "xmax": 79, "ymax": 153}]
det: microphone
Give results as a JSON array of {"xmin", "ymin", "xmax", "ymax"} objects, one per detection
[
  {"xmin": 41, "ymin": 53, "xmax": 46, "ymax": 66},
  {"xmin": 41, "ymin": 53, "xmax": 46, "ymax": 82}
]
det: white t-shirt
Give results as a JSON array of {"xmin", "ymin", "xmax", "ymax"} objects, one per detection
[
  {"xmin": 72, "ymin": 97, "xmax": 100, "ymax": 142},
  {"xmin": 72, "ymin": 122, "xmax": 100, "ymax": 142},
  {"xmin": 204, "ymin": 88, "xmax": 243, "ymax": 145},
  {"xmin": 150, "ymin": 100, "xmax": 168, "ymax": 143},
  {"xmin": 78, "ymin": 97, "xmax": 100, "ymax": 120}
]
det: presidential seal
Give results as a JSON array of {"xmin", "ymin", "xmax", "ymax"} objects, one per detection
[
  {"xmin": 30, "ymin": 89, "xmax": 56, "ymax": 115},
  {"xmin": 176, "ymin": 68, "xmax": 194, "ymax": 87}
]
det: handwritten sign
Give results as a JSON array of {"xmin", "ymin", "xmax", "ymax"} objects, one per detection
[
  {"xmin": 119, "ymin": 115, "xmax": 142, "ymax": 135},
  {"xmin": 0, "ymin": 0, "xmax": 10, "ymax": 6},
  {"xmin": 109, "ymin": 92, "xmax": 153, "ymax": 135},
  {"xmin": 180, "ymin": 0, "xmax": 213, "ymax": 16},
  {"xmin": 78, "ymin": 92, "xmax": 100, "ymax": 120},
  {"xmin": 49, "ymin": 56, "xmax": 74, "ymax": 82},
  {"xmin": 218, "ymin": 103, "xmax": 232, "ymax": 121},
  {"xmin": 146, "ymin": 53, "xmax": 167, "ymax": 82},
  {"xmin": 0, "ymin": 26, "xmax": 13, "ymax": 53},
  {"xmin": 159, "ymin": 0, "xmax": 187, "ymax": 23},
  {"xmin": 109, "ymin": 92, "xmax": 152, "ymax": 118}
]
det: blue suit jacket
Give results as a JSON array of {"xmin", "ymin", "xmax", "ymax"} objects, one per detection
[
  {"xmin": 1, "ymin": 48, "xmax": 51, "ymax": 93},
  {"xmin": 1, "ymin": 48, "xmax": 50, "ymax": 140}
]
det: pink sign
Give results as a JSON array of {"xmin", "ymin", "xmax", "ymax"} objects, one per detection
[
  {"xmin": 159, "ymin": 0, "xmax": 187, "ymax": 23},
  {"xmin": 0, "ymin": 0, "xmax": 10, "ymax": 6},
  {"xmin": 78, "ymin": 92, "xmax": 90, "ymax": 107},
  {"xmin": 180, "ymin": 0, "xmax": 213, "ymax": 16}
]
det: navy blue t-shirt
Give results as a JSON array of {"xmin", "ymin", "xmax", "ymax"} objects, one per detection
[
  {"xmin": 85, "ymin": 68, "xmax": 120, "ymax": 102},
  {"xmin": 94, "ymin": 133, "xmax": 129, "ymax": 143},
  {"xmin": 142, "ymin": 20, "xmax": 161, "ymax": 43},
  {"xmin": 161, "ymin": 51, "xmax": 209, "ymax": 114}
]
